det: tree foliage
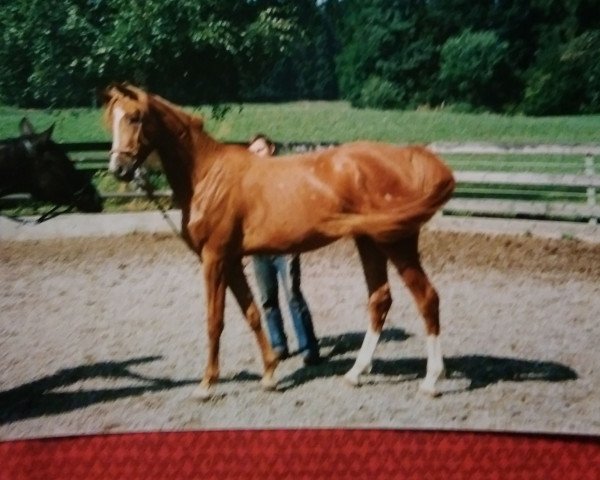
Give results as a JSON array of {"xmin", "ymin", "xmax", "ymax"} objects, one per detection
[
  {"xmin": 334, "ymin": 0, "xmax": 600, "ymax": 114},
  {"xmin": 0, "ymin": 0, "xmax": 598, "ymax": 115},
  {"xmin": 438, "ymin": 30, "xmax": 509, "ymax": 110},
  {"xmin": 0, "ymin": 0, "xmax": 301, "ymax": 107},
  {"xmin": 521, "ymin": 30, "xmax": 600, "ymax": 115},
  {"xmin": 243, "ymin": 0, "xmax": 339, "ymax": 101}
]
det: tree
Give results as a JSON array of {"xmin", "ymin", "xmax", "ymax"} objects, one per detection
[
  {"xmin": 335, "ymin": 0, "xmax": 439, "ymax": 108},
  {"xmin": 244, "ymin": 0, "xmax": 337, "ymax": 101},
  {"xmin": 241, "ymin": 0, "xmax": 339, "ymax": 101},
  {"xmin": 0, "ymin": 0, "xmax": 302, "ymax": 107},
  {"xmin": 521, "ymin": 30, "xmax": 600, "ymax": 115},
  {"xmin": 438, "ymin": 30, "xmax": 509, "ymax": 110},
  {"xmin": 0, "ymin": 0, "xmax": 100, "ymax": 106},
  {"xmin": 2, "ymin": 0, "xmax": 599, "ymax": 114}
]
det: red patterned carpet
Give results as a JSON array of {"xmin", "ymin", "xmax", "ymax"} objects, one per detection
[{"xmin": 1, "ymin": 430, "xmax": 598, "ymax": 479}]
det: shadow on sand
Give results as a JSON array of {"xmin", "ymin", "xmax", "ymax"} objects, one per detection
[
  {"xmin": 0, "ymin": 356, "xmax": 196, "ymax": 425},
  {"xmin": 0, "ymin": 329, "xmax": 579, "ymax": 424},
  {"xmin": 279, "ymin": 328, "xmax": 578, "ymax": 392}
]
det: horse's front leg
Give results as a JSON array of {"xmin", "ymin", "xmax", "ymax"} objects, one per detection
[
  {"xmin": 227, "ymin": 259, "xmax": 278, "ymax": 390},
  {"xmin": 192, "ymin": 249, "xmax": 227, "ymax": 400}
]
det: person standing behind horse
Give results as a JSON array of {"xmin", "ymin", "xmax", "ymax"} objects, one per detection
[{"xmin": 248, "ymin": 134, "xmax": 322, "ymax": 365}]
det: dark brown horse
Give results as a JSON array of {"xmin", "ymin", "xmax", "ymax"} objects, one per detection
[
  {"xmin": 0, "ymin": 118, "xmax": 103, "ymax": 214},
  {"xmin": 103, "ymin": 84, "xmax": 455, "ymax": 399}
]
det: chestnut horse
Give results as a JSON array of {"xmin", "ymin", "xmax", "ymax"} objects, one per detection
[{"xmin": 103, "ymin": 84, "xmax": 455, "ymax": 399}]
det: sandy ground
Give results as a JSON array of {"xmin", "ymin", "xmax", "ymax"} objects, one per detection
[{"xmin": 1, "ymin": 229, "xmax": 599, "ymax": 440}]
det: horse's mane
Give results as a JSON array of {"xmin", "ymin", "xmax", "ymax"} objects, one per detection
[
  {"xmin": 148, "ymin": 92, "xmax": 205, "ymax": 133},
  {"xmin": 103, "ymin": 84, "xmax": 205, "ymax": 134}
]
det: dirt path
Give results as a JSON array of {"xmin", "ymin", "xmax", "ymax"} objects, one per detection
[{"xmin": 1, "ymin": 230, "xmax": 599, "ymax": 439}]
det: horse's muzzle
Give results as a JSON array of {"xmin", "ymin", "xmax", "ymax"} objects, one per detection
[
  {"xmin": 112, "ymin": 165, "xmax": 136, "ymax": 182},
  {"xmin": 76, "ymin": 187, "xmax": 104, "ymax": 213},
  {"xmin": 109, "ymin": 150, "xmax": 139, "ymax": 183}
]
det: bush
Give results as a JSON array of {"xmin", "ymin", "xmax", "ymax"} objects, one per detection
[
  {"xmin": 438, "ymin": 30, "xmax": 509, "ymax": 110},
  {"xmin": 521, "ymin": 31, "xmax": 600, "ymax": 115},
  {"xmin": 355, "ymin": 76, "xmax": 403, "ymax": 110}
]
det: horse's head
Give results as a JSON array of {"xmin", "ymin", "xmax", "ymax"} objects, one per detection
[
  {"xmin": 102, "ymin": 83, "xmax": 154, "ymax": 182},
  {"xmin": 19, "ymin": 118, "xmax": 104, "ymax": 213}
]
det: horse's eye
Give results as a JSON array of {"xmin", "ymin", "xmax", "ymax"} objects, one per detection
[{"xmin": 128, "ymin": 114, "xmax": 141, "ymax": 124}]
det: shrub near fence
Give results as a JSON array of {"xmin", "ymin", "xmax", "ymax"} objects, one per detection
[{"xmin": 2, "ymin": 141, "xmax": 600, "ymax": 225}]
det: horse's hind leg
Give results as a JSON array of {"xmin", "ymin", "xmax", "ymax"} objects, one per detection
[
  {"xmin": 226, "ymin": 259, "xmax": 278, "ymax": 390},
  {"xmin": 382, "ymin": 234, "xmax": 445, "ymax": 396},
  {"xmin": 344, "ymin": 236, "xmax": 392, "ymax": 386}
]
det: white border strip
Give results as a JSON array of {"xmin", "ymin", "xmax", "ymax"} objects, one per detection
[
  {"xmin": 0, "ymin": 210, "xmax": 182, "ymax": 241},
  {"xmin": 1, "ymin": 211, "xmax": 599, "ymax": 243},
  {"xmin": 427, "ymin": 214, "xmax": 600, "ymax": 243}
]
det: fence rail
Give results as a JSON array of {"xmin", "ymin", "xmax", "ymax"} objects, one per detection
[
  {"xmin": 4, "ymin": 141, "xmax": 600, "ymax": 224},
  {"xmin": 427, "ymin": 142, "xmax": 599, "ymax": 223}
]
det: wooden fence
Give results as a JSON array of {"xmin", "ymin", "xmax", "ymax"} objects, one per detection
[
  {"xmin": 6, "ymin": 141, "xmax": 600, "ymax": 224},
  {"xmin": 429, "ymin": 142, "xmax": 600, "ymax": 224}
]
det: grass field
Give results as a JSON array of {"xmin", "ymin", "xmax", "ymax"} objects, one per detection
[
  {"xmin": 2, "ymin": 102, "xmax": 599, "ymax": 217},
  {"xmin": 1, "ymin": 101, "xmax": 599, "ymax": 144}
]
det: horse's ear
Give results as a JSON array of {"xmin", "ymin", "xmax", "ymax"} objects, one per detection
[
  {"xmin": 39, "ymin": 123, "xmax": 55, "ymax": 142},
  {"xmin": 19, "ymin": 118, "xmax": 35, "ymax": 136},
  {"xmin": 114, "ymin": 83, "xmax": 139, "ymax": 100},
  {"xmin": 100, "ymin": 83, "xmax": 139, "ymax": 104},
  {"xmin": 98, "ymin": 86, "xmax": 114, "ymax": 106}
]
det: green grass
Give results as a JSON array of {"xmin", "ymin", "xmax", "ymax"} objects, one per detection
[
  {"xmin": 0, "ymin": 106, "xmax": 107, "ymax": 142},
  {"xmin": 2, "ymin": 102, "xmax": 599, "ymax": 218},
  {"xmin": 444, "ymin": 154, "xmax": 589, "ymax": 174},
  {"xmin": 207, "ymin": 102, "xmax": 600, "ymax": 145},
  {"xmin": 1, "ymin": 101, "xmax": 599, "ymax": 144},
  {"xmin": 455, "ymin": 184, "xmax": 596, "ymax": 202}
]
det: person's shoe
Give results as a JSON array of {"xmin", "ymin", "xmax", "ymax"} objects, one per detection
[
  {"xmin": 302, "ymin": 350, "xmax": 322, "ymax": 366},
  {"xmin": 273, "ymin": 346, "xmax": 289, "ymax": 361}
]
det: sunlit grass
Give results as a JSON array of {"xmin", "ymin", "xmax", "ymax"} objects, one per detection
[
  {"xmin": 1, "ymin": 101, "xmax": 599, "ymax": 144},
  {"xmin": 2, "ymin": 102, "xmax": 598, "ymax": 217},
  {"xmin": 444, "ymin": 154, "xmax": 589, "ymax": 174},
  {"xmin": 203, "ymin": 102, "xmax": 600, "ymax": 144}
]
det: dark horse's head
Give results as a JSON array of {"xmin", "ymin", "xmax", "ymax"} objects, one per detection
[{"xmin": 0, "ymin": 118, "xmax": 103, "ymax": 213}]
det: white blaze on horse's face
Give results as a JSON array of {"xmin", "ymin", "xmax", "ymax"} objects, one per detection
[
  {"xmin": 109, "ymin": 103, "xmax": 145, "ymax": 181},
  {"xmin": 109, "ymin": 106, "xmax": 126, "ymax": 174}
]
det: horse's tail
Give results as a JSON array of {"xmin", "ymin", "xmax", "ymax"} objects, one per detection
[{"xmin": 317, "ymin": 173, "xmax": 455, "ymax": 242}]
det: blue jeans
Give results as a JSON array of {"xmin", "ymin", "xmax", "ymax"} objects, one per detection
[{"xmin": 252, "ymin": 254, "xmax": 319, "ymax": 355}]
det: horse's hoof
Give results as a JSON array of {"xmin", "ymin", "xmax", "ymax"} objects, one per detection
[
  {"xmin": 261, "ymin": 376, "xmax": 277, "ymax": 391},
  {"xmin": 343, "ymin": 371, "xmax": 361, "ymax": 387},
  {"xmin": 419, "ymin": 381, "xmax": 441, "ymax": 398},
  {"xmin": 191, "ymin": 384, "xmax": 213, "ymax": 401}
]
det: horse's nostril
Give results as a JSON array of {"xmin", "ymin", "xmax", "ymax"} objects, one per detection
[
  {"xmin": 113, "ymin": 166, "xmax": 134, "ymax": 182},
  {"xmin": 113, "ymin": 166, "xmax": 127, "ymax": 179}
]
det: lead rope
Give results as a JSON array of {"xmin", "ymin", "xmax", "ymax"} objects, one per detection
[
  {"xmin": 1, "ymin": 202, "xmax": 75, "ymax": 225},
  {"xmin": 133, "ymin": 170, "xmax": 184, "ymax": 241},
  {"xmin": 36, "ymin": 204, "xmax": 75, "ymax": 223}
]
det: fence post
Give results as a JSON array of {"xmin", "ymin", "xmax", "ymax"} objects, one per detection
[{"xmin": 585, "ymin": 154, "xmax": 597, "ymax": 225}]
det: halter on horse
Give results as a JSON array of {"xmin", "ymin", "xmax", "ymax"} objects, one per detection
[
  {"xmin": 0, "ymin": 118, "xmax": 103, "ymax": 219},
  {"xmin": 103, "ymin": 83, "xmax": 455, "ymax": 399}
]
